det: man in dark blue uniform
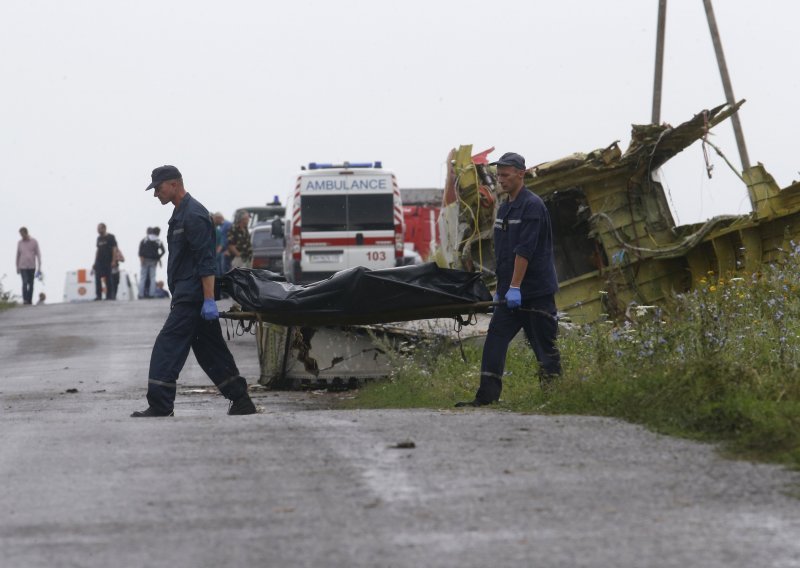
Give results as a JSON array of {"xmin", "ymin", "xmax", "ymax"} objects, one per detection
[
  {"xmin": 131, "ymin": 165, "xmax": 257, "ymax": 417},
  {"xmin": 457, "ymin": 152, "xmax": 561, "ymax": 407}
]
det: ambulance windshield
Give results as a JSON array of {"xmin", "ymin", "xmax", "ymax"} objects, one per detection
[{"xmin": 302, "ymin": 194, "xmax": 394, "ymax": 232}]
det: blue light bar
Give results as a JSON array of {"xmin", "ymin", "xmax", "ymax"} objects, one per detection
[{"xmin": 308, "ymin": 161, "xmax": 383, "ymax": 170}]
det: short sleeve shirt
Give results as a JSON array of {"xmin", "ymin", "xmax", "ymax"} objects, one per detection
[
  {"xmin": 96, "ymin": 233, "xmax": 118, "ymax": 267},
  {"xmin": 227, "ymin": 225, "xmax": 252, "ymax": 262}
]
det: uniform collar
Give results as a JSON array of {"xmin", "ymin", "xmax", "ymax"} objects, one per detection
[
  {"xmin": 169, "ymin": 192, "xmax": 192, "ymax": 223},
  {"xmin": 507, "ymin": 187, "xmax": 529, "ymax": 209},
  {"xmin": 176, "ymin": 192, "xmax": 192, "ymax": 212}
]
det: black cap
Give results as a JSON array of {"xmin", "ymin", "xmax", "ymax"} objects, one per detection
[
  {"xmin": 145, "ymin": 165, "xmax": 182, "ymax": 190},
  {"xmin": 490, "ymin": 152, "xmax": 526, "ymax": 170}
]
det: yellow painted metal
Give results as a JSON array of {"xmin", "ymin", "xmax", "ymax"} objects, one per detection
[
  {"xmin": 739, "ymin": 228, "xmax": 763, "ymax": 272},
  {"xmin": 712, "ymin": 235, "xmax": 738, "ymax": 274},
  {"xmin": 744, "ymin": 165, "xmax": 782, "ymax": 219},
  {"xmin": 441, "ymin": 102, "xmax": 800, "ymax": 322}
]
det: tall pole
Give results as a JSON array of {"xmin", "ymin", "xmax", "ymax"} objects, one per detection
[
  {"xmin": 702, "ymin": 0, "xmax": 751, "ymax": 170},
  {"xmin": 651, "ymin": 0, "xmax": 668, "ymax": 124}
]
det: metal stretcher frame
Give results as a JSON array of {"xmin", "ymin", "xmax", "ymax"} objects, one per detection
[{"xmin": 219, "ymin": 301, "xmax": 493, "ymax": 328}]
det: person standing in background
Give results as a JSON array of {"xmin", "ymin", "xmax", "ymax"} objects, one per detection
[
  {"xmin": 213, "ymin": 212, "xmax": 232, "ymax": 276},
  {"xmin": 271, "ymin": 215, "xmax": 284, "ymax": 239},
  {"xmin": 111, "ymin": 247, "xmax": 126, "ymax": 299},
  {"xmin": 16, "ymin": 227, "xmax": 41, "ymax": 305},
  {"xmin": 138, "ymin": 226, "xmax": 165, "ymax": 298},
  {"xmin": 227, "ymin": 210, "xmax": 252, "ymax": 269},
  {"xmin": 93, "ymin": 223, "xmax": 118, "ymax": 300}
]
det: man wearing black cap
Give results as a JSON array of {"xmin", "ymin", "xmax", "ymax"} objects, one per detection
[
  {"xmin": 456, "ymin": 152, "xmax": 561, "ymax": 407},
  {"xmin": 132, "ymin": 165, "xmax": 257, "ymax": 417}
]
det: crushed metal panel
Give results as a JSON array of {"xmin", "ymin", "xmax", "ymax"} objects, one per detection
[
  {"xmin": 254, "ymin": 323, "xmax": 402, "ymax": 389},
  {"xmin": 435, "ymin": 145, "xmax": 498, "ymax": 279},
  {"xmin": 251, "ymin": 318, "xmax": 489, "ymax": 390},
  {"xmin": 435, "ymin": 101, "xmax": 800, "ymax": 322}
]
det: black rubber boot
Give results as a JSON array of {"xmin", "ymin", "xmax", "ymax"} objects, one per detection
[
  {"xmin": 228, "ymin": 395, "xmax": 257, "ymax": 415},
  {"xmin": 131, "ymin": 407, "xmax": 174, "ymax": 417}
]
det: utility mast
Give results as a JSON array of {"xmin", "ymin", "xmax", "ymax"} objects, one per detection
[
  {"xmin": 650, "ymin": 0, "xmax": 750, "ymax": 170},
  {"xmin": 651, "ymin": 0, "xmax": 667, "ymax": 125}
]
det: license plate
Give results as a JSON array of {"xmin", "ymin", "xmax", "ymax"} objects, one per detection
[{"xmin": 308, "ymin": 254, "xmax": 340, "ymax": 263}]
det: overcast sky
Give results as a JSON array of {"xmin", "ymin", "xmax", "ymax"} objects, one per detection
[{"xmin": 2, "ymin": 0, "xmax": 799, "ymax": 303}]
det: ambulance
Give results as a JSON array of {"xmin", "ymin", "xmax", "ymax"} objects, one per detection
[{"xmin": 284, "ymin": 162, "xmax": 404, "ymax": 284}]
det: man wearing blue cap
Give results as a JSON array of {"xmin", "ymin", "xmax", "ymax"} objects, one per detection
[
  {"xmin": 131, "ymin": 165, "xmax": 257, "ymax": 417},
  {"xmin": 456, "ymin": 152, "xmax": 561, "ymax": 407}
]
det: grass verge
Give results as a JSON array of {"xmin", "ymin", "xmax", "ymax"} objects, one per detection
[{"xmin": 342, "ymin": 259, "xmax": 800, "ymax": 469}]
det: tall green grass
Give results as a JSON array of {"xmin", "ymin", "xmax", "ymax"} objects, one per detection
[{"xmin": 345, "ymin": 254, "xmax": 800, "ymax": 467}]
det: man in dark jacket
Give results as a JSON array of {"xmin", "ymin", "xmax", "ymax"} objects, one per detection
[
  {"xmin": 138, "ymin": 227, "xmax": 165, "ymax": 298},
  {"xmin": 131, "ymin": 165, "xmax": 257, "ymax": 417},
  {"xmin": 93, "ymin": 223, "xmax": 118, "ymax": 300},
  {"xmin": 457, "ymin": 152, "xmax": 562, "ymax": 407}
]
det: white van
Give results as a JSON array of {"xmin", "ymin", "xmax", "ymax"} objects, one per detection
[{"xmin": 284, "ymin": 162, "xmax": 404, "ymax": 284}]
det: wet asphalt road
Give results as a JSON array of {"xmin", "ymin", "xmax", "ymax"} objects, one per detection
[{"xmin": 1, "ymin": 300, "xmax": 799, "ymax": 568}]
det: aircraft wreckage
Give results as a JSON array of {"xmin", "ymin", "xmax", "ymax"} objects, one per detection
[
  {"xmin": 221, "ymin": 101, "xmax": 800, "ymax": 387},
  {"xmin": 436, "ymin": 100, "xmax": 800, "ymax": 322}
]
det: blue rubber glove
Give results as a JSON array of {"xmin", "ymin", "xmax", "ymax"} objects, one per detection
[
  {"xmin": 506, "ymin": 287, "xmax": 522, "ymax": 309},
  {"xmin": 201, "ymin": 299, "xmax": 219, "ymax": 320}
]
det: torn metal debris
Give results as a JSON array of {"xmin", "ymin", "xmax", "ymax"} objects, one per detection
[{"xmin": 435, "ymin": 101, "xmax": 800, "ymax": 321}]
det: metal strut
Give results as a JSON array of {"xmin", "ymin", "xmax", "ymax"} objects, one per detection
[
  {"xmin": 650, "ymin": 0, "xmax": 750, "ymax": 172},
  {"xmin": 702, "ymin": 0, "xmax": 750, "ymax": 171}
]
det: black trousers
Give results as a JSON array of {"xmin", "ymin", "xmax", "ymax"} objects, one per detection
[
  {"xmin": 475, "ymin": 294, "xmax": 562, "ymax": 403},
  {"xmin": 20, "ymin": 269, "xmax": 35, "ymax": 304},
  {"xmin": 95, "ymin": 265, "xmax": 114, "ymax": 300},
  {"xmin": 147, "ymin": 302, "xmax": 248, "ymax": 413},
  {"xmin": 111, "ymin": 272, "xmax": 120, "ymax": 299}
]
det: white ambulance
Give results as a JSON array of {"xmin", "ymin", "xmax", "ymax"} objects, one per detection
[{"xmin": 284, "ymin": 161, "xmax": 404, "ymax": 284}]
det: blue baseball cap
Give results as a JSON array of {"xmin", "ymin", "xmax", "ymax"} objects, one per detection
[
  {"xmin": 145, "ymin": 165, "xmax": 182, "ymax": 190},
  {"xmin": 490, "ymin": 152, "xmax": 526, "ymax": 170}
]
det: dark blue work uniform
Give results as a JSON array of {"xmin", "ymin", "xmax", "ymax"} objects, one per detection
[
  {"xmin": 147, "ymin": 193, "xmax": 249, "ymax": 413},
  {"xmin": 475, "ymin": 188, "xmax": 562, "ymax": 403}
]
